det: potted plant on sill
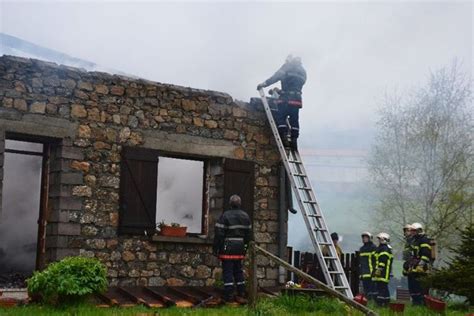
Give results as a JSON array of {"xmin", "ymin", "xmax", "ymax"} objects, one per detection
[{"xmin": 158, "ymin": 221, "xmax": 187, "ymax": 237}]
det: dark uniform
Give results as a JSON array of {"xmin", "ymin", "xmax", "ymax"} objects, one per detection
[
  {"xmin": 213, "ymin": 208, "xmax": 252, "ymax": 302},
  {"xmin": 402, "ymin": 234, "xmax": 414, "ymax": 276},
  {"xmin": 359, "ymin": 241, "xmax": 377, "ymax": 300},
  {"xmin": 258, "ymin": 57, "xmax": 307, "ymax": 147},
  {"xmin": 408, "ymin": 234, "xmax": 432, "ymax": 305},
  {"xmin": 372, "ymin": 244, "xmax": 393, "ymax": 306}
]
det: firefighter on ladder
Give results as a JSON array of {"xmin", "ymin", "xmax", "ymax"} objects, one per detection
[
  {"xmin": 372, "ymin": 232, "xmax": 393, "ymax": 307},
  {"xmin": 407, "ymin": 222, "xmax": 433, "ymax": 305},
  {"xmin": 257, "ymin": 55, "xmax": 307, "ymax": 150},
  {"xmin": 358, "ymin": 232, "xmax": 377, "ymax": 300}
]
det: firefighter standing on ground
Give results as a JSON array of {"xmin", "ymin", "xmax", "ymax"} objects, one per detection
[
  {"xmin": 407, "ymin": 222, "xmax": 432, "ymax": 305},
  {"xmin": 372, "ymin": 232, "xmax": 393, "ymax": 307},
  {"xmin": 358, "ymin": 232, "xmax": 377, "ymax": 300},
  {"xmin": 402, "ymin": 224, "xmax": 415, "ymax": 277},
  {"xmin": 213, "ymin": 195, "xmax": 252, "ymax": 304},
  {"xmin": 257, "ymin": 55, "xmax": 307, "ymax": 150}
]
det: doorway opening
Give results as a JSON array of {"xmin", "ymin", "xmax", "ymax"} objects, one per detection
[{"xmin": 0, "ymin": 136, "xmax": 51, "ymax": 288}]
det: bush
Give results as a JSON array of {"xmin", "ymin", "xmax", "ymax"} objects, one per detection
[
  {"xmin": 424, "ymin": 225, "xmax": 474, "ymax": 304},
  {"xmin": 27, "ymin": 256, "xmax": 108, "ymax": 305}
]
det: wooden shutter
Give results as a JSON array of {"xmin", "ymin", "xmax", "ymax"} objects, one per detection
[
  {"xmin": 119, "ymin": 147, "xmax": 158, "ymax": 235},
  {"xmin": 224, "ymin": 158, "xmax": 255, "ymax": 219}
]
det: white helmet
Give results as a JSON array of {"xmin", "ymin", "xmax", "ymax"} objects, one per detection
[
  {"xmin": 361, "ymin": 232, "xmax": 373, "ymax": 239},
  {"xmin": 403, "ymin": 224, "xmax": 413, "ymax": 231},
  {"xmin": 411, "ymin": 222, "xmax": 424, "ymax": 233},
  {"xmin": 376, "ymin": 232, "xmax": 390, "ymax": 243}
]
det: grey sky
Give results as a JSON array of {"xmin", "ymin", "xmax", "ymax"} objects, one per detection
[{"xmin": 2, "ymin": 1, "xmax": 472, "ymax": 149}]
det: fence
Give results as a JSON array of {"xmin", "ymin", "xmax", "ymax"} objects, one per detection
[{"xmin": 287, "ymin": 247, "xmax": 360, "ymax": 295}]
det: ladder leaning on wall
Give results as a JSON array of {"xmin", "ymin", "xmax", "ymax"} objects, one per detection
[{"xmin": 258, "ymin": 89, "xmax": 354, "ymax": 299}]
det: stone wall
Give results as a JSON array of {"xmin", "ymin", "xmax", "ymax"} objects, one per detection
[{"xmin": 0, "ymin": 55, "xmax": 285, "ymax": 287}]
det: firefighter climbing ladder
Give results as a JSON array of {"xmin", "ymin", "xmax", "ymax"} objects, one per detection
[{"xmin": 258, "ymin": 89, "xmax": 354, "ymax": 299}]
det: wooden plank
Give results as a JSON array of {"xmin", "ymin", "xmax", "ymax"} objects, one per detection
[
  {"xmin": 248, "ymin": 241, "xmax": 258, "ymax": 308},
  {"xmin": 117, "ymin": 287, "xmax": 148, "ymax": 307},
  {"xmin": 287, "ymin": 247, "xmax": 293, "ymax": 281},
  {"xmin": 293, "ymin": 250, "xmax": 301, "ymax": 283},
  {"xmin": 122, "ymin": 287, "xmax": 165, "ymax": 308},
  {"xmin": 95, "ymin": 292, "xmax": 119, "ymax": 307},
  {"xmin": 144, "ymin": 287, "xmax": 176, "ymax": 307},
  {"xmin": 168, "ymin": 287, "xmax": 200, "ymax": 305},
  {"xmin": 106, "ymin": 287, "xmax": 136, "ymax": 307},
  {"xmin": 149, "ymin": 287, "xmax": 193, "ymax": 308},
  {"xmin": 251, "ymin": 242, "xmax": 377, "ymax": 316}
]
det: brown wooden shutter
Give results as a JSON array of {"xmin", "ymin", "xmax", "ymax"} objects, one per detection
[
  {"xmin": 224, "ymin": 158, "xmax": 255, "ymax": 219},
  {"xmin": 119, "ymin": 147, "xmax": 158, "ymax": 235}
]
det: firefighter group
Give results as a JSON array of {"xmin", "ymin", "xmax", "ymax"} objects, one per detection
[{"xmin": 358, "ymin": 223, "xmax": 435, "ymax": 307}]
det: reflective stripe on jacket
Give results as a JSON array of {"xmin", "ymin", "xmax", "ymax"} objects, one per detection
[
  {"xmin": 412, "ymin": 234, "xmax": 432, "ymax": 263},
  {"xmin": 372, "ymin": 244, "xmax": 393, "ymax": 283},
  {"xmin": 359, "ymin": 242, "xmax": 377, "ymax": 279},
  {"xmin": 213, "ymin": 208, "xmax": 252, "ymax": 259}
]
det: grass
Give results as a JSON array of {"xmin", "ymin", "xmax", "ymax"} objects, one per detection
[{"xmin": 1, "ymin": 295, "xmax": 472, "ymax": 316}]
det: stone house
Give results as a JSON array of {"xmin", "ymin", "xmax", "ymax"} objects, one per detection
[{"xmin": 0, "ymin": 55, "xmax": 289, "ymax": 288}]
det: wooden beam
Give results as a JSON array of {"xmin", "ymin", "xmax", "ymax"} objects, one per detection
[
  {"xmin": 251, "ymin": 242, "xmax": 377, "ymax": 316},
  {"xmin": 248, "ymin": 242, "xmax": 258, "ymax": 308}
]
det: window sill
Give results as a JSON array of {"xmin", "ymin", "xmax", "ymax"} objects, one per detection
[{"xmin": 151, "ymin": 235, "xmax": 213, "ymax": 244}]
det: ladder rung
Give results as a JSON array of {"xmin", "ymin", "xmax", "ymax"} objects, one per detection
[
  {"xmin": 307, "ymin": 214, "xmax": 321, "ymax": 218},
  {"xmin": 292, "ymin": 173, "xmax": 307, "ymax": 177},
  {"xmin": 298, "ymin": 186, "xmax": 311, "ymax": 190},
  {"xmin": 303, "ymin": 201, "xmax": 317, "ymax": 204},
  {"xmin": 334, "ymin": 286, "xmax": 350, "ymax": 289},
  {"xmin": 313, "ymin": 228, "xmax": 327, "ymax": 232},
  {"xmin": 329, "ymin": 271, "xmax": 343, "ymax": 274},
  {"xmin": 289, "ymin": 160, "xmax": 302, "ymax": 164},
  {"xmin": 318, "ymin": 242, "xmax": 333, "ymax": 246},
  {"xmin": 323, "ymin": 256, "xmax": 338, "ymax": 260}
]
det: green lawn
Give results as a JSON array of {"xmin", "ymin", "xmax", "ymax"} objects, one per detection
[{"xmin": 1, "ymin": 295, "xmax": 471, "ymax": 316}]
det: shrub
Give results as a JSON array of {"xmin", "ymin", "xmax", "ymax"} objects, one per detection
[
  {"xmin": 27, "ymin": 256, "xmax": 108, "ymax": 305},
  {"xmin": 424, "ymin": 225, "xmax": 474, "ymax": 304}
]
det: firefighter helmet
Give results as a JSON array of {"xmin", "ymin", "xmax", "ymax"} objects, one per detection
[
  {"xmin": 403, "ymin": 224, "xmax": 413, "ymax": 231},
  {"xmin": 361, "ymin": 231, "xmax": 373, "ymax": 239},
  {"xmin": 411, "ymin": 222, "xmax": 424, "ymax": 233},
  {"xmin": 376, "ymin": 232, "xmax": 390, "ymax": 243}
]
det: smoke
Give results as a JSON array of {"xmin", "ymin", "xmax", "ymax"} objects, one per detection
[
  {"xmin": 0, "ymin": 141, "xmax": 43, "ymax": 274},
  {"xmin": 156, "ymin": 157, "xmax": 204, "ymax": 234}
]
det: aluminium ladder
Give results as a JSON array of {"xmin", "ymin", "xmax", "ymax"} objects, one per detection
[{"xmin": 258, "ymin": 89, "xmax": 354, "ymax": 299}]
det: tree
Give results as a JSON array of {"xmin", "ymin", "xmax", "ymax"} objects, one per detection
[
  {"xmin": 368, "ymin": 61, "xmax": 473, "ymax": 252},
  {"xmin": 425, "ymin": 224, "xmax": 474, "ymax": 303}
]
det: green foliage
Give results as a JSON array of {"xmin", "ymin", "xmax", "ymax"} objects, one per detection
[
  {"xmin": 253, "ymin": 295, "xmax": 349, "ymax": 315},
  {"xmin": 425, "ymin": 224, "xmax": 474, "ymax": 304},
  {"xmin": 27, "ymin": 256, "xmax": 108, "ymax": 305},
  {"xmin": 1, "ymin": 296, "xmax": 473, "ymax": 315}
]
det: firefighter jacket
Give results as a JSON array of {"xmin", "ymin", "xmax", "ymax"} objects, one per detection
[
  {"xmin": 411, "ymin": 234, "xmax": 432, "ymax": 266},
  {"xmin": 372, "ymin": 244, "xmax": 393, "ymax": 283},
  {"xmin": 402, "ymin": 236, "xmax": 414, "ymax": 275},
  {"xmin": 359, "ymin": 241, "xmax": 377, "ymax": 280},
  {"xmin": 213, "ymin": 208, "xmax": 252, "ymax": 260},
  {"xmin": 262, "ymin": 60, "xmax": 307, "ymax": 100}
]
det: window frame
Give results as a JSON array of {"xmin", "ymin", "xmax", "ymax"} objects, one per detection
[
  {"xmin": 155, "ymin": 152, "xmax": 208, "ymax": 236},
  {"xmin": 119, "ymin": 146, "xmax": 210, "ymax": 237}
]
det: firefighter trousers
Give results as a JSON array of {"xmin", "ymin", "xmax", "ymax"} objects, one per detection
[
  {"xmin": 276, "ymin": 103, "xmax": 300, "ymax": 139},
  {"xmin": 222, "ymin": 260, "xmax": 245, "ymax": 301},
  {"xmin": 375, "ymin": 281, "xmax": 390, "ymax": 306},
  {"xmin": 408, "ymin": 274, "xmax": 426, "ymax": 305}
]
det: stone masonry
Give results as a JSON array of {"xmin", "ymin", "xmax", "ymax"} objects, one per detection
[{"xmin": 0, "ymin": 55, "xmax": 285, "ymax": 287}]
